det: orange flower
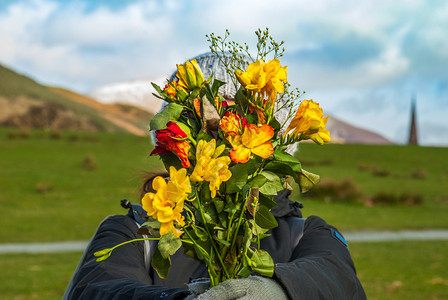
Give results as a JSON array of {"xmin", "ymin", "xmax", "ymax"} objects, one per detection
[
  {"xmin": 151, "ymin": 121, "xmax": 191, "ymax": 168},
  {"xmin": 220, "ymin": 112, "xmax": 246, "ymax": 136},
  {"xmin": 285, "ymin": 99, "xmax": 331, "ymax": 145},
  {"xmin": 163, "ymin": 79, "xmax": 185, "ymax": 100},
  {"xmin": 141, "ymin": 167, "xmax": 191, "ymax": 237},
  {"xmin": 228, "ymin": 124, "xmax": 274, "ymax": 163},
  {"xmin": 193, "ymin": 98, "xmax": 202, "ymax": 117}
]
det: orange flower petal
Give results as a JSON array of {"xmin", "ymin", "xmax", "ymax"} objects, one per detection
[
  {"xmin": 230, "ymin": 145, "xmax": 252, "ymax": 163},
  {"xmin": 242, "ymin": 124, "xmax": 274, "ymax": 149},
  {"xmin": 251, "ymin": 142, "xmax": 274, "ymax": 159}
]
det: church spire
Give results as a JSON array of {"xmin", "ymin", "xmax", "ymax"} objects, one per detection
[{"xmin": 408, "ymin": 95, "xmax": 418, "ymax": 145}]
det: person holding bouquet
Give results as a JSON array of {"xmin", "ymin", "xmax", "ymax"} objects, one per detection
[{"xmin": 64, "ymin": 31, "xmax": 366, "ymax": 300}]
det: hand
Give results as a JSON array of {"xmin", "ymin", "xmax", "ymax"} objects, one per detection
[{"xmin": 193, "ymin": 276, "xmax": 288, "ymax": 300}]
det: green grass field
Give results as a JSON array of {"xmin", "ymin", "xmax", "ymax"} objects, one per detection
[{"xmin": 1, "ymin": 128, "xmax": 447, "ymax": 299}]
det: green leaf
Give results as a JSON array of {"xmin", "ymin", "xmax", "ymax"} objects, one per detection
[
  {"xmin": 254, "ymin": 205, "xmax": 278, "ymax": 229},
  {"xmin": 264, "ymin": 161, "xmax": 298, "ymax": 182},
  {"xmin": 226, "ymin": 164, "xmax": 248, "ymax": 193},
  {"xmin": 151, "ymin": 247, "xmax": 171, "ymax": 279},
  {"xmin": 140, "ymin": 219, "xmax": 161, "ymax": 237},
  {"xmin": 214, "ymin": 200, "xmax": 224, "ymax": 213},
  {"xmin": 158, "ymin": 231, "xmax": 182, "ymax": 259},
  {"xmin": 149, "ymin": 103, "xmax": 184, "ymax": 131},
  {"xmin": 259, "ymin": 171, "xmax": 283, "ymax": 196},
  {"xmin": 191, "ymin": 224, "xmax": 209, "ymax": 242},
  {"xmin": 268, "ymin": 117, "xmax": 281, "ymax": 134},
  {"xmin": 216, "ymin": 238, "xmax": 231, "ymax": 247},
  {"xmin": 259, "ymin": 194, "xmax": 277, "ymax": 210},
  {"xmin": 298, "ymin": 169, "xmax": 321, "ymax": 193},
  {"xmin": 248, "ymin": 174, "xmax": 268, "ymax": 189},
  {"xmin": 250, "ymin": 249, "xmax": 274, "ymax": 277},
  {"xmin": 224, "ymin": 201, "xmax": 237, "ymax": 214},
  {"xmin": 141, "ymin": 220, "xmax": 161, "ymax": 229},
  {"xmin": 237, "ymin": 266, "xmax": 252, "ymax": 278},
  {"xmin": 196, "ymin": 131, "xmax": 212, "ymax": 142},
  {"xmin": 246, "ymin": 156, "xmax": 263, "ymax": 174},
  {"xmin": 211, "ymin": 79, "xmax": 226, "ymax": 96},
  {"xmin": 160, "ymin": 152, "xmax": 183, "ymax": 171},
  {"xmin": 273, "ymin": 150, "xmax": 302, "ymax": 173},
  {"xmin": 248, "ymin": 219, "xmax": 269, "ymax": 236},
  {"xmin": 199, "ymin": 183, "xmax": 212, "ymax": 204},
  {"xmin": 151, "ymin": 82, "xmax": 165, "ymax": 97}
]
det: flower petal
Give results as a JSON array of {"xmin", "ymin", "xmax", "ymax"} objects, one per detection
[
  {"xmin": 242, "ymin": 124, "xmax": 274, "ymax": 149},
  {"xmin": 230, "ymin": 145, "xmax": 252, "ymax": 163},
  {"xmin": 251, "ymin": 142, "xmax": 274, "ymax": 159}
]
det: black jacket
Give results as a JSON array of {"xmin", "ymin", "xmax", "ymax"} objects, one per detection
[{"xmin": 64, "ymin": 190, "xmax": 366, "ymax": 299}]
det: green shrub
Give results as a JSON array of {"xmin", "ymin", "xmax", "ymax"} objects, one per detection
[
  {"xmin": 410, "ymin": 169, "xmax": 427, "ymax": 180},
  {"xmin": 303, "ymin": 178, "xmax": 362, "ymax": 204},
  {"xmin": 366, "ymin": 192, "xmax": 423, "ymax": 206},
  {"xmin": 81, "ymin": 154, "xmax": 98, "ymax": 171},
  {"xmin": 35, "ymin": 182, "xmax": 53, "ymax": 194}
]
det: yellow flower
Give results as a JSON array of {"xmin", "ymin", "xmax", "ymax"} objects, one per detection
[
  {"xmin": 235, "ymin": 59, "xmax": 268, "ymax": 93},
  {"xmin": 285, "ymin": 99, "xmax": 331, "ymax": 145},
  {"xmin": 235, "ymin": 58, "xmax": 287, "ymax": 102},
  {"xmin": 190, "ymin": 139, "xmax": 231, "ymax": 198},
  {"xmin": 228, "ymin": 124, "xmax": 274, "ymax": 163},
  {"xmin": 264, "ymin": 58, "xmax": 287, "ymax": 102},
  {"xmin": 176, "ymin": 59, "xmax": 205, "ymax": 90},
  {"xmin": 141, "ymin": 166, "xmax": 191, "ymax": 237}
]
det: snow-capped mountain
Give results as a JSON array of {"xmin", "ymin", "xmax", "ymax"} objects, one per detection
[{"xmin": 89, "ymin": 77, "xmax": 166, "ymax": 114}]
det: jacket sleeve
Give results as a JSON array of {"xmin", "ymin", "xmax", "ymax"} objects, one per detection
[
  {"xmin": 63, "ymin": 214, "xmax": 189, "ymax": 300},
  {"xmin": 273, "ymin": 215, "xmax": 366, "ymax": 300}
]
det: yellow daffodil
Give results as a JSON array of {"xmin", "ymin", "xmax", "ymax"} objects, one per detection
[
  {"xmin": 141, "ymin": 166, "xmax": 191, "ymax": 237},
  {"xmin": 285, "ymin": 99, "xmax": 331, "ymax": 145},
  {"xmin": 190, "ymin": 139, "xmax": 231, "ymax": 198},
  {"xmin": 176, "ymin": 59, "xmax": 204, "ymax": 90},
  {"xmin": 228, "ymin": 124, "xmax": 274, "ymax": 163}
]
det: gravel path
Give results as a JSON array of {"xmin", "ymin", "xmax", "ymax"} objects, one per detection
[{"xmin": 1, "ymin": 230, "xmax": 448, "ymax": 254}]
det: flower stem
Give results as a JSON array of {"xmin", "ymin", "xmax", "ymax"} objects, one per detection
[
  {"xmin": 196, "ymin": 192, "xmax": 230, "ymax": 281},
  {"xmin": 229, "ymin": 191, "xmax": 250, "ymax": 256},
  {"xmin": 183, "ymin": 228, "xmax": 218, "ymax": 286}
]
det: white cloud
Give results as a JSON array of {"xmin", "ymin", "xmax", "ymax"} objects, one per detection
[{"xmin": 0, "ymin": 0, "xmax": 447, "ymax": 145}]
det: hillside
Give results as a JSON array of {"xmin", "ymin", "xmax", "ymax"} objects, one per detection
[{"xmin": 0, "ymin": 64, "xmax": 152, "ymax": 135}]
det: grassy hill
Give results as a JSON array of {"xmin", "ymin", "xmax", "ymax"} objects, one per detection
[
  {"xmin": 1, "ymin": 128, "xmax": 446, "ymax": 243},
  {"xmin": 0, "ymin": 64, "xmax": 152, "ymax": 134},
  {"xmin": 0, "ymin": 128, "xmax": 447, "ymax": 299}
]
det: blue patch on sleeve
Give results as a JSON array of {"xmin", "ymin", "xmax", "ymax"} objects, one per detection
[
  {"xmin": 132, "ymin": 204, "xmax": 148, "ymax": 225},
  {"xmin": 331, "ymin": 228, "xmax": 348, "ymax": 247}
]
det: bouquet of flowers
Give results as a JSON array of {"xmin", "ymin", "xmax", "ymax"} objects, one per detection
[{"xmin": 95, "ymin": 28, "xmax": 330, "ymax": 287}]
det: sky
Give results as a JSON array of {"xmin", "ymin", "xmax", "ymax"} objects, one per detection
[{"xmin": 1, "ymin": 0, "xmax": 447, "ymax": 146}]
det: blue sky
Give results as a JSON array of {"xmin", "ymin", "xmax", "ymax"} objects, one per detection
[{"xmin": 1, "ymin": 0, "xmax": 447, "ymax": 146}]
